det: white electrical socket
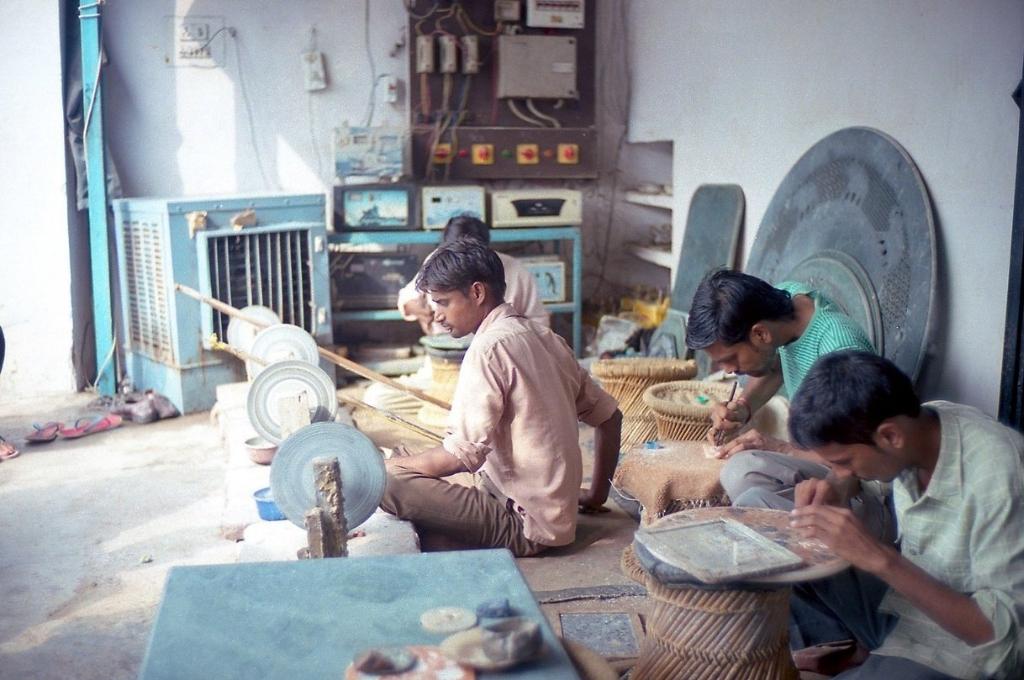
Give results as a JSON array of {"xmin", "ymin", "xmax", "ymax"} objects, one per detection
[
  {"xmin": 461, "ymin": 35, "xmax": 480, "ymax": 74},
  {"xmin": 303, "ymin": 50, "xmax": 327, "ymax": 91},
  {"xmin": 415, "ymin": 35, "xmax": 434, "ymax": 73},
  {"xmin": 439, "ymin": 35, "xmax": 457, "ymax": 74},
  {"xmin": 384, "ymin": 75, "xmax": 400, "ymax": 104}
]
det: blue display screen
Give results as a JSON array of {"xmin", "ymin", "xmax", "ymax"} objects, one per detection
[{"xmin": 343, "ymin": 189, "xmax": 409, "ymax": 228}]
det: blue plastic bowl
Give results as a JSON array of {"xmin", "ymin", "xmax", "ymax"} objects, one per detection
[{"xmin": 253, "ymin": 487, "xmax": 286, "ymax": 521}]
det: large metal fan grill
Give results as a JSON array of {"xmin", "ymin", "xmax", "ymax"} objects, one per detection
[{"xmin": 746, "ymin": 127, "xmax": 936, "ymax": 381}]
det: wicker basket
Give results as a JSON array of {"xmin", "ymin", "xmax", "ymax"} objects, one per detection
[
  {"xmin": 643, "ymin": 380, "xmax": 737, "ymax": 442},
  {"xmin": 592, "ymin": 358, "xmax": 698, "ymax": 448}
]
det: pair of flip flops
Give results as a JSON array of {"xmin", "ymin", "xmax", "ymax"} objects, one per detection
[{"xmin": 24, "ymin": 415, "xmax": 123, "ymax": 443}]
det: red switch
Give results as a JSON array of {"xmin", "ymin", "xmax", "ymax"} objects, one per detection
[
  {"xmin": 557, "ymin": 143, "xmax": 579, "ymax": 164},
  {"xmin": 517, "ymin": 144, "xmax": 539, "ymax": 164},
  {"xmin": 471, "ymin": 144, "xmax": 494, "ymax": 164}
]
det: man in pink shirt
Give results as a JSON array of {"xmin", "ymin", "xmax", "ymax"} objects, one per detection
[
  {"xmin": 380, "ymin": 240, "xmax": 622, "ymax": 556},
  {"xmin": 364, "ymin": 215, "xmax": 548, "ymax": 414}
]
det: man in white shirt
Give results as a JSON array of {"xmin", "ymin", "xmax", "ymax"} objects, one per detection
[{"xmin": 788, "ymin": 351, "xmax": 1024, "ymax": 679}]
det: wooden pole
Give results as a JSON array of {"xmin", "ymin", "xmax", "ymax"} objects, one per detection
[
  {"xmin": 338, "ymin": 395, "xmax": 444, "ymax": 444},
  {"xmin": 176, "ymin": 283, "xmax": 451, "ymax": 410}
]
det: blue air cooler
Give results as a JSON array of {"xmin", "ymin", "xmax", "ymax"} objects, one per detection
[{"xmin": 112, "ymin": 194, "xmax": 333, "ymax": 414}]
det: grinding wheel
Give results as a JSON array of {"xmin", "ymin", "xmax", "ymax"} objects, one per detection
[
  {"xmin": 226, "ymin": 305, "xmax": 280, "ymax": 354},
  {"xmin": 247, "ymin": 323, "xmax": 320, "ymax": 379},
  {"xmin": 746, "ymin": 127, "xmax": 936, "ymax": 380},
  {"xmin": 270, "ymin": 422, "xmax": 386, "ymax": 530},
  {"xmin": 247, "ymin": 360, "xmax": 338, "ymax": 444}
]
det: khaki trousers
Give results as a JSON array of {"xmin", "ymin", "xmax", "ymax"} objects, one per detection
[{"xmin": 380, "ymin": 466, "xmax": 548, "ymax": 557}]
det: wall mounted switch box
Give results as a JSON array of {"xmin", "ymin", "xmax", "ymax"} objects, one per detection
[
  {"xmin": 302, "ymin": 51, "xmax": 327, "ymax": 91},
  {"xmin": 496, "ymin": 35, "xmax": 578, "ymax": 99}
]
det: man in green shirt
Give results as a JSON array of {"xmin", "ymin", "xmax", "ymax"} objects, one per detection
[
  {"xmin": 686, "ymin": 270, "xmax": 882, "ymax": 527},
  {"xmin": 788, "ymin": 351, "xmax": 1024, "ymax": 679}
]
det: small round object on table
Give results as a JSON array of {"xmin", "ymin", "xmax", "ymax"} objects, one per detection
[
  {"xmin": 246, "ymin": 360, "xmax": 338, "ymax": 444},
  {"xmin": 351, "ymin": 646, "xmax": 416, "ymax": 675},
  {"xmin": 345, "ymin": 645, "xmax": 473, "ymax": 680},
  {"xmin": 247, "ymin": 323, "xmax": 320, "ymax": 379},
  {"xmin": 420, "ymin": 606, "xmax": 478, "ymax": 634},
  {"xmin": 440, "ymin": 628, "xmax": 536, "ymax": 672},
  {"xmin": 480, "ymin": 617, "xmax": 542, "ymax": 664},
  {"xmin": 269, "ymin": 422, "xmax": 385, "ymax": 530},
  {"xmin": 226, "ymin": 305, "xmax": 280, "ymax": 354}
]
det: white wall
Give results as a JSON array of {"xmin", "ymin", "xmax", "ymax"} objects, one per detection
[
  {"xmin": 102, "ymin": 0, "xmax": 408, "ymax": 197},
  {"xmin": 0, "ymin": 3, "xmax": 77, "ymax": 401},
  {"xmin": 627, "ymin": 0, "xmax": 1024, "ymax": 415}
]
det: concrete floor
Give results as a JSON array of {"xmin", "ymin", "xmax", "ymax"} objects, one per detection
[
  {"xmin": 0, "ymin": 393, "xmax": 238, "ymax": 680},
  {"xmin": 0, "ymin": 388, "xmax": 646, "ymax": 679}
]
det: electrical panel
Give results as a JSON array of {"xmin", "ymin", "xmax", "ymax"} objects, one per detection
[
  {"xmin": 526, "ymin": 0, "xmax": 585, "ymax": 29},
  {"xmin": 496, "ymin": 35, "xmax": 578, "ymax": 100},
  {"xmin": 407, "ymin": 0, "xmax": 596, "ymax": 180}
]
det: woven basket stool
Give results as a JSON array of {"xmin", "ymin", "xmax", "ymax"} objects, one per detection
[
  {"xmin": 632, "ymin": 577, "xmax": 798, "ymax": 680},
  {"xmin": 592, "ymin": 358, "xmax": 697, "ymax": 449},
  {"xmin": 643, "ymin": 380, "xmax": 737, "ymax": 442},
  {"xmin": 629, "ymin": 507, "xmax": 823, "ymax": 680}
]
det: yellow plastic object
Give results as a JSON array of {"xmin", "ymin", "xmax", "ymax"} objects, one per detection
[{"xmin": 620, "ymin": 294, "xmax": 669, "ymax": 329}]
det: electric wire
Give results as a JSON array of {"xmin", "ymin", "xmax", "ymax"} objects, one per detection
[
  {"xmin": 230, "ymin": 29, "xmax": 278, "ymax": 190},
  {"xmin": 506, "ymin": 98, "xmax": 545, "ymax": 127},
  {"xmin": 526, "ymin": 98, "xmax": 561, "ymax": 128},
  {"xmin": 455, "ymin": 5, "xmax": 501, "ymax": 36},
  {"xmin": 362, "ymin": 0, "xmax": 378, "ymax": 126},
  {"xmin": 404, "ymin": 0, "xmax": 439, "ymax": 21}
]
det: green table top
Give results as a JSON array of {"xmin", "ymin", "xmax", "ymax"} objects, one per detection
[{"xmin": 139, "ymin": 549, "xmax": 579, "ymax": 679}]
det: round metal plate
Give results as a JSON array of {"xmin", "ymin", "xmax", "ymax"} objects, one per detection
[
  {"xmin": 247, "ymin": 360, "xmax": 338, "ymax": 444},
  {"xmin": 786, "ymin": 250, "xmax": 884, "ymax": 355},
  {"xmin": 746, "ymin": 127, "xmax": 936, "ymax": 381},
  {"xmin": 247, "ymin": 324, "xmax": 320, "ymax": 379},
  {"xmin": 269, "ymin": 422, "xmax": 386, "ymax": 530},
  {"xmin": 226, "ymin": 305, "xmax": 280, "ymax": 354}
]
